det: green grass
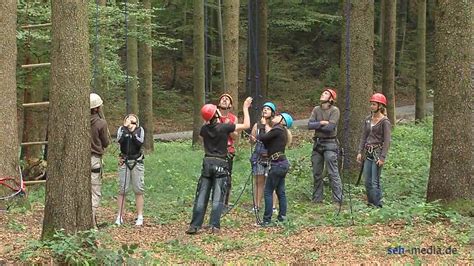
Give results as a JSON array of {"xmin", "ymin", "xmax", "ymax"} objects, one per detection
[{"xmin": 15, "ymin": 118, "xmax": 473, "ymax": 263}]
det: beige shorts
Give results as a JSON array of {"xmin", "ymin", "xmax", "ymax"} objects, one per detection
[
  {"xmin": 118, "ymin": 161, "xmax": 145, "ymax": 195},
  {"xmin": 91, "ymin": 155, "xmax": 102, "ymax": 209}
]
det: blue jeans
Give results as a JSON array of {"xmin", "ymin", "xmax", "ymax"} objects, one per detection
[
  {"xmin": 363, "ymin": 159, "xmax": 383, "ymax": 207},
  {"xmin": 263, "ymin": 161, "xmax": 289, "ymax": 223},
  {"xmin": 311, "ymin": 140, "xmax": 343, "ymax": 203},
  {"xmin": 189, "ymin": 158, "xmax": 228, "ymax": 229}
]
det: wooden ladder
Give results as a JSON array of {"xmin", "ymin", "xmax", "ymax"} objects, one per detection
[{"xmin": 20, "ymin": 22, "xmax": 52, "ymax": 186}]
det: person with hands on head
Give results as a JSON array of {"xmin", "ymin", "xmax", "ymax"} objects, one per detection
[
  {"xmin": 356, "ymin": 93, "xmax": 391, "ymax": 208},
  {"xmin": 307, "ymin": 88, "xmax": 343, "ymax": 205},
  {"xmin": 186, "ymin": 97, "xmax": 253, "ymax": 235},
  {"xmin": 115, "ymin": 114, "xmax": 146, "ymax": 226},
  {"xmin": 249, "ymin": 102, "xmax": 278, "ymax": 213}
]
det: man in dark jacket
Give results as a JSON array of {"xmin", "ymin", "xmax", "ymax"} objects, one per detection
[{"xmin": 90, "ymin": 93, "xmax": 110, "ymax": 226}]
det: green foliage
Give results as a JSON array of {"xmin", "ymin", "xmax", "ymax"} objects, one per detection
[{"xmin": 20, "ymin": 229, "xmax": 153, "ymax": 264}]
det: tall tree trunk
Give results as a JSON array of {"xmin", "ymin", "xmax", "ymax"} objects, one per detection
[
  {"xmin": 339, "ymin": 0, "xmax": 375, "ymax": 172},
  {"xmin": 138, "ymin": 0, "xmax": 154, "ymax": 153},
  {"xmin": 126, "ymin": 0, "xmax": 139, "ymax": 114},
  {"xmin": 415, "ymin": 0, "xmax": 426, "ymax": 121},
  {"xmin": 395, "ymin": 0, "xmax": 407, "ymax": 77},
  {"xmin": 92, "ymin": 0, "xmax": 107, "ymax": 94},
  {"xmin": 192, "ymin": 0, "xmax": 205, "ymax": 146},
  {"xmin": 42, "ymin": 0, "xmax": 93, "ymax": 238},
  {"xmin": 257, "ymin": 0, "xmax": 268, "ymax": 98},
  {"xmin": 0, "ymin": 1, "xmax": 20, "ymax": 181},
  {"xmin": 378, "ymin": 0, "xmax": 385, "ymax": 39},
  {"xmin": 223, "ymin": 0, "xmax": 239, "ymax": 112},
  {"xmin": 182, "ymin": 0, "xmax": 188, "ymax": 59},
  {"xmin": 381, "ymin": 0, "xmax": 396, "ymax": 124},
  {"xmin": 427, "ymin": 0, "xmax": 473, "ymax": 203}
]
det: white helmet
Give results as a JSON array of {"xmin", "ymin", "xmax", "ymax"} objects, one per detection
[{"xmin": 90, "ymin": 93, "xmax": 103, "ymax": 109}]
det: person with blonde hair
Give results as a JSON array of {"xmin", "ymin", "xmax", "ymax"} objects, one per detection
[{"xmin": 115, "ymin": 114, "xmax": 145, "ymax": 226}]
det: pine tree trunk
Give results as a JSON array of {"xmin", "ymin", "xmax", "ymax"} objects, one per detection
[
  {"xmin": 339, "ymin": 0, "xmax": 375, "ymax": 172},
  {"xmin": 192, "ymin": 0, "xmax": 205, "ymax": 146},
  {"xmin": 257, "ymin": 0, "xmax": 268, "ymax": 98},
  {"xmin": 42, "ymin": 0, "xmax": 93, "ymax": 238},
  {"xmin": 379, "ymin": 0, "xmax": 385, "ymax": 39},
  {"xmin": 395, "ymin": 0, "xmax": 407, "ymax": 77},
  {"xmin": 427, "ymin": 0, "xmax": 473, "ymax": 203},
  {"xmin": 126, "ymin": 0, "xmax": 139, "ymax": 114},
  {"xmin": 223, "ymin": 0, "xmax": 239, "ymax": 112},
  {"xmin": 415, "ymin": 0, "xmax": 426, "ymax": 121},
  {"xmin": 0, "ymin": 1, "xmax": 20, "ymax": 180},
  {"xmin": 138, "ymin": 0, "xmax": 154, "ymax": 153},
  {"xmin": 381, "ymin": 0, "xmax": 396, "ymax": 124}
]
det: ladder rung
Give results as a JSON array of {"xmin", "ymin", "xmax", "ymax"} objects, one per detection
[
  {"xmin": 21, "ymin": 23, "xmax": 52, "ymax": 29},
  {"xmin": 21, "ymin": 141, "xmax": 48, "ymax": 146},
  {"xmin": 21, "ymin": 63, "xmax": 51, "ymax": 69},
  {"xmin": 22, "ymin": 101, "xmax": 50, "ymax": 108},
  {"xmin": 24, "ymin": 180, "xmax": 46, "ymax": 185}
]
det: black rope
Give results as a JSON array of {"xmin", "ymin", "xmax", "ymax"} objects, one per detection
[
  {"xmin": 342, "ymin": 0, "xmax": 355, "ymax": 225},
  {"xmin": 124, "ymin": 0, "xmax": 130, "ymax": 114}
]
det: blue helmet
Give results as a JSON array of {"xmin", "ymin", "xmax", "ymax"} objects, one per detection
[
  {"xmin": 280, "ymin": 112, "xmax": 293, "ymax": 129},
  {"xmin": 262, "ymin": 102, "xmax": 276, "ymax": 113}
]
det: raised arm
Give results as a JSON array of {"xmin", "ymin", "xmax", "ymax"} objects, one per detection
[{"xmin": 234, "ymin": 97, "xmax": 253, "ymax": 132}]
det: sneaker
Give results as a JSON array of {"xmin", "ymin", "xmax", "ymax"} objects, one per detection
[
  {"xmin": 115, "ymin": 216, "xmax": 123, "ymax": 225},
  {"xmin": 251, "ymin": 206, "xmax": 260, "ymax": 212},
  {"xmin": 185, "ymin": 226, "xmax": 198, "ymax": 235},
  {"xmin": 135, "ymin": 217, "xmax": 143, "ymax": 226},
  {"xmin": 260, "ymin": 221, "xmax": 273, "ymax": 227},
  {"xmin": 272, "ymin": 207, "xmax": 277, "ymax": 213}
]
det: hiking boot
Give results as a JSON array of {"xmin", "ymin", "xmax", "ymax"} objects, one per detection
[
  {"xmin": 185, "ymin": 226, "xmax": 198, "ymax": 235},
  {"xmin": 210, "ymin": 227, "xmax": 221, "ymax": 234}
]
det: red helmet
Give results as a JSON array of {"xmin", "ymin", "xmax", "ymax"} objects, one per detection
[
  {"xmin": 218, "ymin": 93, "xmax": 233, "ymax": 106},
  {"xmin": 323, "ymin": 87, "xmax": 337, "ymax": 102},
  {"xmin": 201, "ymin": 104, "xmax": 217, "ymax": 121},
  {"xmin": 370, "ymin": 93, "xmax": 387, "ymax": 106}
]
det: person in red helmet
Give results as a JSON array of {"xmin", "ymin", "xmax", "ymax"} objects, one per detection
[
  {"xmin": 356, "ymin": 93, "xmax": 392, "ymax": 208},
  {"xmin": 186, "ymin": 97, "xmax": 253, "ymax": 235},
  {"xmin": 217, "ymin": 93, "xmax": 238, "ymax": 210},
  {"xmin": 308, "ymin": 87, "xmax": 343, "ymax": 204}
]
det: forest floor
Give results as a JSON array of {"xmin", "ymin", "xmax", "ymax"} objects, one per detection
[
  {"xmin": 1, "ymin": 204, "xmax": 471, "ymax": 264},
  {"xmin": 1, "ymin": 125, "xmax": 472, "ymax": 264}
]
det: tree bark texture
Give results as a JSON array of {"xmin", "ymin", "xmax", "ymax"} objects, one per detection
[
  {"xmin": 42, "ymin": 0, "xmax": 93, "ymax": 238},
  {"xmin": 138, "ymin": 0, "xmax": 154, "ymax": 153},
  {"xmin": 381, "ymin": 0, "xmax": 396, "ymax": 124},
  {"xmin": 339, "ymin": 0, "xmax": 375, "ymax": 172},
  {"xmin": 0, "ymin": 1, "xmax": 20, "ymax": 180},
  {"xmin": 223, "ymin": 0, "xmax": 240, "ymax": 112},
  {"xmin": 126, "ymin": 0, "xmax": 139, "ymax": 114},
  {"xmin": 415, "ymin": 0, "xmax": 426, "ymax": 121},
  {"xmin": 192, "ymin": 0, "xmax": 205, "ymax": 146},
  {"xmin": 395, "ymin": 0, "xmax": 408, "ymax": 77},
  {"xmin": 427, "ymin": 0, "xmax": 473, "ymax": 202}
]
